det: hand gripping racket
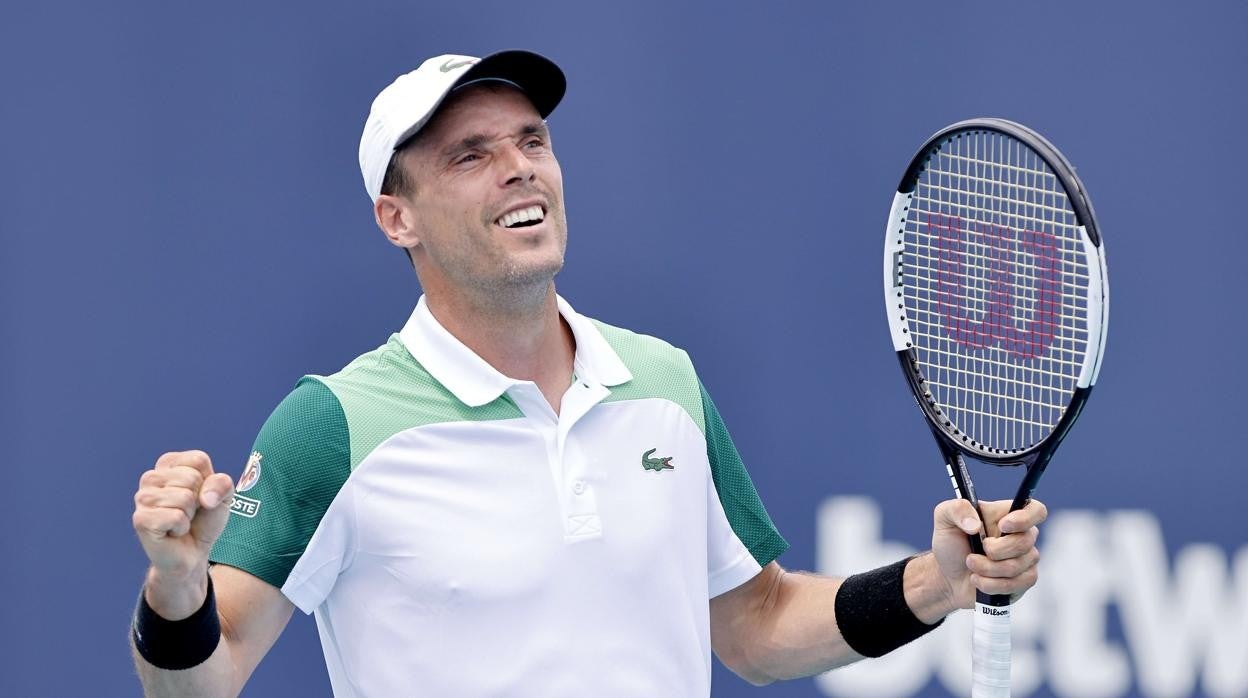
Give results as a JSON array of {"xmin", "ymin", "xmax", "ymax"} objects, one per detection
[{"xmin": 882, "ymin": 119, "xmax": 1108, "ymax": 697}]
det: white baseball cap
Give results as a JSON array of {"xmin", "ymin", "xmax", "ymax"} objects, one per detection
[{"xmin": 358, "ymin": 50, "xmax": 566, "ymax": 202}]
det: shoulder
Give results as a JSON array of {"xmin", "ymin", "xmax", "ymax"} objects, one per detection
[
  {"xmin": 588, "ymin": 317, "xmax": 707, "ymax": 434},
  {"xmin": 313, "ymin": 334, "xmax": 466, "ymax": 428},
  {"xmin": 589, "ymin": 317, "xmax": 697, "ymax": 380},
  {"xmin": 310, "ymin": 334, "xmax": 523, "ymax": 469},
  {"xmin": 255, "ymin": 337, "xmax": 412, "ymax": 448},
  {"xmin": 248, "ymin": 337, "xmax": 408, "ymax": 478},
  {"xmin": 316, "ymin": 334, "xmax": 424, "ymax": 395},
  {"xmin": 256, "ymin": 377, "xmax": 349, "ymax": 457}
]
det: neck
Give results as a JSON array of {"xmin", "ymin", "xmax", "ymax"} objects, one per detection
[{"xmin": 424, "ymin": 284, "xmax": 576, "ymax": 412}]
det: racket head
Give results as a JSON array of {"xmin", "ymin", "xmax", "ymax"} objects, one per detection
[{"xmin": 883, "ymin": 118, "xmax": 1108, "ymax": 464}]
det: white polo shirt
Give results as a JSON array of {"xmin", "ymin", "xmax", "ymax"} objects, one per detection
[{"xmin": 211, "ymin": 295, "xmax": 787, "ymax": 697}]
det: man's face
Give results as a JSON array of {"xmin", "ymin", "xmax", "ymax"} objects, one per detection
[{"xmin": 397, "ymin": 84, "xmax": 567, "ymax": 299}]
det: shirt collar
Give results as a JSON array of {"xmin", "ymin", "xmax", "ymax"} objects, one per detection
[{"xmin": 398, "ymin": 294, "xmax": 633, "ymax": 408}]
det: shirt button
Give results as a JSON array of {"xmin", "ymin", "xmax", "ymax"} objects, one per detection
[{"xmin": 572, "ymin": 480, "xmax": 586, "ymax": 495}]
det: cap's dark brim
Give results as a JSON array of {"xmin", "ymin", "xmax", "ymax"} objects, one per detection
[{"xmin": 452, "ymin": 50, "xmax": 566, "ymax": 119}]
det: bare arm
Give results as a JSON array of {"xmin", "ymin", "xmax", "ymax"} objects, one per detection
[
  {"xmin": 131, "ymin": 451, "xmax": 296, "ymax": 697},
  {"xmin": 710, "ymin": 498, "xmax": 1046, "ymax": 685},
  {"xmin": 132, "ymin": 565, "xmax": 295, "ymax": 697}
]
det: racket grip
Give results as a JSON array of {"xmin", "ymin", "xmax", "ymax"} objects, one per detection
[
  {"xmin": 946, "ymin": 451, "xmax": 1012, "ymax": 695},
  {"xmin": 972, "ymin": 599, "xmax": 1012, "ymax": 697}
]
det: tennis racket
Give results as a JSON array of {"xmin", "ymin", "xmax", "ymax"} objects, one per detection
[{"xmin": 882, "ymin": 118, "xmax": 1108, "ymax": 697}]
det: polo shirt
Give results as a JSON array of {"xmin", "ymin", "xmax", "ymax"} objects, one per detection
[{"xmin": 210, "ymin": 295, "xmax": 787, "ymax": 697}]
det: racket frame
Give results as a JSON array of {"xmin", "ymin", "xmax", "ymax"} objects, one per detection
[
  {"xmin": 881, "ymin": 118, "xmax": 1109, "ymax": 697},
  {"xmin": 884, "ymin": 118, "xmax": 1108, "ymax": 503}
]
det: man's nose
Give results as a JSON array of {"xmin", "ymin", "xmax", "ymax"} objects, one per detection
[{"xmin": 499, "ymin": 143, "xmax": 535, "ymax": 186}]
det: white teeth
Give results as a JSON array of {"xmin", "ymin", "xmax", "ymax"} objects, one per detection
[{"xmin": 498, "ymin": 205, "xmax": 545, "ymax": 228}]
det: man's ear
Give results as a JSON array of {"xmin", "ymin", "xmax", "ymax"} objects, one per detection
[{"xmin": 374, "ymin": 194, "xmax": 421, "ymax": 251}]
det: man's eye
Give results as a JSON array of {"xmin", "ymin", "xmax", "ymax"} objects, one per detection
[
  {"xmin": 524, "ymin": 139, "xmax": 544, "ymax": 149},
  {"xmin": 456, "ymin": 153, "xmax": 480, "ymax": 164}
]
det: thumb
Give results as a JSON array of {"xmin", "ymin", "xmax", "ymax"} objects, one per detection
[
  {"xmin": 935, "ymin": 498, "xmax": 982, "ymax": 536},
  {"xmin": 191, "ymin": 473, "xmax": 235, "ymax": 550}
]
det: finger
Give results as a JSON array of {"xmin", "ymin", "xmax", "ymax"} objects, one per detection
[
  {"xmin": 198, "ymin": 472, "xmax": 235, "ymax": 511},
  {"xmin": 133, "ymin": 507, "xmax": 192, "ymax": 539},
  {"xmin": 134, "ymin": 465, "xmax": 206, "ymax": 512},
  {"xmin": 191, "ymin": 474, "xmax": 235, "ymax": 550},
  {"xmin": 978, "ymin": 500, "xmax": 1018, "ymax": 537},
  {"xmin": 159, "ymin": 465, "xmax": 207, "ymax": 492},
  {"xmin": 134, "ymin": 487, "xmax": 199, "ymax": 519},
  {"xmin": 935, "ymin": 498, "xmax": 982, "ymax": 536},
  {"xmin": 1000, "ymin": 498, "xmax": 1048, "ymax": 534},
  {"xmin": 153, "ymin": 450, "xmax": 215, "ymax": 479},
  {"xmin": 138, "ymin": 468, "xmax": 166, "ymax": 489},
  {"xmin": 971, "ymin": 566, "xmax": 1038, "ymax": 596},
  {"xmin": 966, "ymin": 548, "xmax": 1040, "ymax": 579},
  {"xmin": 982, "ymin": 526, "xmax": 1039, "ymax": 561}
]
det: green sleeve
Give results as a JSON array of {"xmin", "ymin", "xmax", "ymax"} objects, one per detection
[
  {"xmin": 209, "ymin": 377, "xmax": 351, "ymax": 589},
  {"xmin": 701, "ymin": 380, "xmax": 788, "ymax": 566}
]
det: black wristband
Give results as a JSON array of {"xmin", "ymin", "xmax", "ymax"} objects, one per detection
[
  {"xmin": 834, "ymin": 556, "xmax": 943, "ymax": 658},
  {"xmin": 132, "ymin": 574, "xmax": 222, "ymax": 670}
]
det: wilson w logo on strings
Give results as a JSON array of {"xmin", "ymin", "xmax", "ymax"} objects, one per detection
[{"xmin": 926, "ymin": 212, "xmax": 1064, "ymax": 359}]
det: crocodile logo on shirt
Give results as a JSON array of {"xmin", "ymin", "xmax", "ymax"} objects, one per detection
[{"xmin": 642, "ymin": 448, "xmax": 675, "ymax": 472}]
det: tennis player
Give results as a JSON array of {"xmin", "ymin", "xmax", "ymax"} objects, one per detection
[{"xmin": 129, "ymin": 50, "xmax": 1046, "ymax": 697}]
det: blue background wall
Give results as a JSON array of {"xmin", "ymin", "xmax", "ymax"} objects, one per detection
[{"xmin": 3, "ymin": 1, "xmax": 1245, "ymax": 696}]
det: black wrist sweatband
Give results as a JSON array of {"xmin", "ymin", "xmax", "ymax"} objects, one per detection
[
  {"xmin": 834, "ymin": 556, "xmax": 943, "ymax": 658},
  {"xmin": 132, "ymin": 574, "xmax": 222, "ymax": 670}
]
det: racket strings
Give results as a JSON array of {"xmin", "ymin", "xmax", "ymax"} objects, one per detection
[
  {"xmin": 919, "ymin": 182, "xmax": 1073, "ymax": 218},
  {"xmin": 901, "ymin": 131, "xmax": 1091, "ymax": 452}
]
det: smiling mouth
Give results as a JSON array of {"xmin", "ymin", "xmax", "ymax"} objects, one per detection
[{"xmin": 495, "ymin": 205, "xmax": 546, "ymax": 229}]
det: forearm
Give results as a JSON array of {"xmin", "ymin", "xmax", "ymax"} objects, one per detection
[
  {"xmin": 132, "ymin": 636, "xmax": 236, "ymax": 698},
  {"xmin": 714, "ymin": 499, "xmax": 1044, "ymax": 686},
  {"xmin": 742, "ymin": 571, "xmax": 859, "ymax": 682},
  {"xmin": 131, "ymin": 567, "xmax": 239, "ymax": 698},
  {"xmin": 716, "ymin": 555, "xmax": 955, "ymax": 684}
]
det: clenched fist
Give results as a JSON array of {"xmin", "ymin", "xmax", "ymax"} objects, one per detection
[
  {"xmin": 929, "ymin": 497, "xmax": 1047, "ymax": 612},
  {"xmin": 132, "ymin": 450, "xmax": 235, "ymax": 619}
]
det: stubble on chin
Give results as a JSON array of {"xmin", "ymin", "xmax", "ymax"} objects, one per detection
[
  {"xmin": 443, "ymin": 211, "xmax": 567, "ymax": 307},
  {"xmin": 485, "ymin": 251, "xmax": 563, "ymax": 305}
]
